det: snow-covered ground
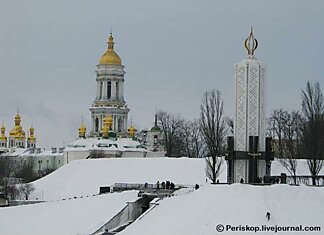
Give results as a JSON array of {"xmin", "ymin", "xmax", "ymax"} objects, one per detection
[
  {"xmin": 30, "ymin": 157, "xmax": 211, "ymax": 201},
  {"xmin": 2, "ymin": 158, "xmax": 324, "ymax": 235},
  {"xmin": 0, "ymin": 191, "xmax": 138, "ymax": 235},
  {"xmin": 29, "ymin": 156, "xmax": 323, "ymax": 201},
  {"xmin": 120, "ymin": 184, "xmax": 324, "ymax": 235}
]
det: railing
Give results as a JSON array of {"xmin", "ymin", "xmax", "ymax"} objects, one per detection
[{"xmin": 267, "ymin": 175, "xmax": 324, "ymax": 186}]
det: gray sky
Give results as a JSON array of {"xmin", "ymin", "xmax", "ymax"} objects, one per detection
[{"xmin": 0, "ymin": 0, "xmax": 323, "ymax": 148}]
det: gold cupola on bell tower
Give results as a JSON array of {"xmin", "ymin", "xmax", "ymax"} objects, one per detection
[{"xmin": 99, "ymin": 33, "xmax": 122, "ymax": 65}]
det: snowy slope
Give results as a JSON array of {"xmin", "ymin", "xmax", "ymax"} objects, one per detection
[
  {"xmin": 30, "ymin": 158, "xmax": 210, "ymax": 201},
  {"xmin": 0, "ymin": 191, "xmax": 138, "ymax": 235},
  {"xmin": 120, "ymin": 184, "xmax": 324, "ymax": 235}
]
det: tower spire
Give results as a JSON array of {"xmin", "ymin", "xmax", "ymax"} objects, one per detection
[
  {"xmin": 244, "ymin": 26, "xmax": 258, "ymax": 56},
  {"xmin": 108, "ymin": 32, "xmax": 115, "ymax": 50}
]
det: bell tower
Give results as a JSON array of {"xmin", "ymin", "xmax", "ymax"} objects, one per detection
[{"xmin": 89, "ymin": 33, "xmax": 130, "ymax": 137}]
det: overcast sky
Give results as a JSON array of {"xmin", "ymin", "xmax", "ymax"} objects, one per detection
[{"xmin": 0, "ymin": 0, "xmax": 323, "ymax": 148}]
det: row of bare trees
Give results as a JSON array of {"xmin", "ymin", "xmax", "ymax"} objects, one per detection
[
  {"xmin": 270, "ymin": 81, "xmax": 324, "ymax": 185},
  {"xmin": 157, "ymin": 89, "xmax": 227, "ymax": 183},
  {"xmin": 0, "ymin": 157, "xmax": 37, "ymax": 200}
]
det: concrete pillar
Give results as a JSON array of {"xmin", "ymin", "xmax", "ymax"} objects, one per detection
[
  {"xmin": 116, "ymin": 82, "xmax": 119, "ymax": 100},
  {"xmin": 99, "ymin": 115, "xmax": 103, "ymax": 132},
  {"xmin": 102, "ymin": 80, "xmax": 107, "ymax": 100},
  {"xmin": 91, "ymin": 116, "xmax": 95, "ymax": 133},
  {"xmin": 96, "ymin": 81, "xmax": 100, "ymax": 100},
  {"xmin": 111, "ymin": 81, "xmax": 116, "ymax": 100},
  {"xmin": 120, "ymin": 81, "xmax": 124, "ymax": 100}
]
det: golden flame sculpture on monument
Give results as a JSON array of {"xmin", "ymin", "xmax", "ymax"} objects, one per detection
[{"xmin": 244, "ymin": 27, "xmax": 258, "ymax": 56}]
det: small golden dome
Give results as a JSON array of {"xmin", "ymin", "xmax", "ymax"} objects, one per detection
[
  {"xmin": 0, "ymin": 124, "xmax": 7, "ymax": 141},
  {"xmin": 103, "ymin": 115, "xmax": 113, "ymax": 130},
  {"xmin": 1, "ymin": 124, "xmax": 5, "ymax": 132},
  {"xmin": 9, "ymin": 129, "xmax": 16, "ymax": 137},
  {"xmin": 78, "ymin": 123, "xmax": 86, "ymax": 138},
  {"xmin": 128, "ymin": 125, "xmax": 136, "ymax": 138},
  {"xmin": 99, "ymin": 33, "xmax": 122, "ymax": 65}
]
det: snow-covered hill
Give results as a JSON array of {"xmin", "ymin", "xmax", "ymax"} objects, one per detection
[
  {"xmin": 30, "ymin": 158, "xmax": 211, "ymax": 201},
  {"xmin": 120, "ymin": 184, "xmax": 324, "ymax": 235},
  {"xmin": 0, "ymin": 191, "xmax": 138, "ymax": 235}
]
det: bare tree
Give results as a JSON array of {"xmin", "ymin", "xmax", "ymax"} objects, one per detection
[
  {"xmin": 15, "ymin": 157, "xmax": 38, "ymax": 183},
  {"xmin": 1, "ymin": 177, "xmax": 22, "ymax": 200},
  {"xmin": 270, "ymin": 109, "xmax": 303, "ymax": 184},
  {"xmin": 301, "ymin": 81, "xmax": 324, "ymax": 185},
  {"xmin": 225, "ymin": 117, "xmax": 234, "ymax": 135},
  {"xmin": 89, "ymin": 150, "xmax": 106, "ymax": 159},
  {"xmin": 19, "ymin": 183, "xmax": 35, "ymax": 200},
  {"xmin": 200, "ymin": 90, "xmax": 226, "ymax": 183},
  {"xmin": 157, "ymin": 111, "xmax": 186, "ymax": 157},
  {"xmin": 182, "ymin": 119, "xmax": 206, "ymax": 158}
]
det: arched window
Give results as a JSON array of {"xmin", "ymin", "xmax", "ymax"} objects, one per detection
[
  {"xmin": 95, "ymin": 118, "xmax": 99, "ymax": 132},
  {"xmin": 118, "ymin": 118, "xmax": 123, "ymax": 132},
  {"xmin": 107, "ymin": 81, "xmax": 111, "ymax": 99}
]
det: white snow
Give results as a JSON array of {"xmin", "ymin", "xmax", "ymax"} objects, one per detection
[
  {"xmin": 30, "ymin": 157, "xmax": 209, "ymax": 201},
  {"xmin": 120, "ymin": 184, "xmax": 324, "ymax": 235},
  {"xmin": 0, "ymin": 191, "xmax": 138, "ymax": 235}
]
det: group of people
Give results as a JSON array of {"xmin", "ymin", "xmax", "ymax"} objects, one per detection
[{"xmin": 156, "ymin": 180, "xmax": 175, "ymax": 190}]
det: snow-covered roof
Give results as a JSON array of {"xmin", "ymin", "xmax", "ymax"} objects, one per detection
[
  {"xmin": 0, "ymin": 148, "xmax": 64, "ymax": 158},
  {"xmin": 65, "ymin": 137, "xmax": 146, "ymax": 152}
]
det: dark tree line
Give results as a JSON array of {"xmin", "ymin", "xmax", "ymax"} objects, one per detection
[
  {"xmin": 270, "ymin": 81, "xmax": 324, "ymax": 185},
  {"xmin": 0, "ymin": 157, "xmax": 37, "ymax": 200}
]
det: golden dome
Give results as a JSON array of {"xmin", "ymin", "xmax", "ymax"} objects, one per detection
[
  {"xmin": 78, "ymin": 123, "xmax": 86, "ymax": 138},
  {"xmin": 9, "ymin": 129, "xmax": 16, "ymax": 137},
  {"xmin": 0, "ymin": 124, "xmax": 7, "ymax": 141},
  {"xmin": 99, "ymin": 33, "xmax": 122, "ymax": 65},
  {"xmin": 103, "ymin": 115, "xmax": 113, "ymax": 130},
  {"xmin": 1, "ymin": 124, "xmax": 5, "ymax": 132},
  {"xmin": 14, "ymin": 113, "xmax": 21, "ymax": 126},
  {"xmin": 28, "ymin": 125, "xmax": 36, "ymax": 142},
  {"xmin": 127, "ymin": 125, "xmax": 136, "ymax": 139}
]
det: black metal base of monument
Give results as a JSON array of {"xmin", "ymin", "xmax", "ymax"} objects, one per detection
[{"xmin": 225, "ymin": 136, "xmax": 274, "ymax": 184}]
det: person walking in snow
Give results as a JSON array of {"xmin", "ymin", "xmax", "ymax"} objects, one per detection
[{"xmin": 266, "ymin": 212, "xmax": 271, "ymax": 221}]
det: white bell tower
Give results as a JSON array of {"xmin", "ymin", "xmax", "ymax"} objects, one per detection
[{"xmin": 89, "ymin": 33, "xmax": 130, "ymax": 137}]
